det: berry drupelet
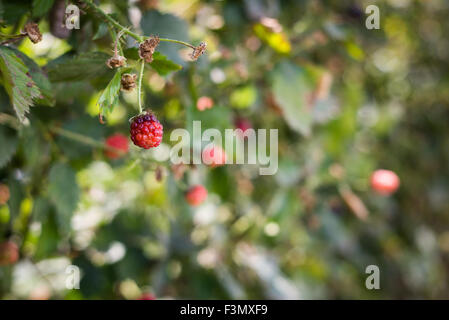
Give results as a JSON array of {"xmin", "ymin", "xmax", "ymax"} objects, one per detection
[{"xmin": 130, "ymin": 113, "xmax": 163, "ymax": 149}]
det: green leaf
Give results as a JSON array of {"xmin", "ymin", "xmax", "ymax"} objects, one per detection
[
  {"xmin": 97, "ymin": 68, "xmax": 130, "ymax": 117},
  {"xmin": 0, "ymin": 126, "xmax": 18, "ymax": 168},
  {"xmin": 123, "ymin": 49, "xmax": 182, "ymax": 75},
  {"xmin": 93, "ymin": 22, "xmax": 109, "ymax": 40},
  {"xmin": 11, "ymin": 48, "xmax": 55, "ymax": 106},
  {"xmin": 123, "ymin": 47, "xmax": 139, "ymax": 60},
  {"xmin": 32, "ymin": 0, "xmax": 55, "ymax": 18},
  {"xmin": 2, "ymin": 2, "xmax": 29, "ymax": 25},
  {"xmin": 48, "ymin": 163, "xmax": 80, "ymax": 236},
  {"xmin": 150, "ymin": 52, "xmax": 182, "ymax": 76},
  {"xmin": 0, "ymin": 46, "xmax": 41, "ymax": 122},
  {"xmin": 271, "ymin": 61, "xmax": 312, "ymax": 136},
  {"xmin": 46, "ymin": 52, "xmax": 112, "ymax": 82},
  {"xmin": 191, "ymin": 105, "xmax": 232, "ymax": 132},
  {"xmin": 56, "ymin": 115, "xmax": 104, "ymax": 159},
  {"xmin": 34, "ymin": 207, "xmax": 60, "ymax": 260},
  {"xmin": 140, "ymin": 10, "xmax": 190, "ymax": 66}
]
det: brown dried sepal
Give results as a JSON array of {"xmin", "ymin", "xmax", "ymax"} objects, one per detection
[
  {"xmin": 23, "ymin": 22, "xmax": 42, "ymax": 44},
  {"xmin": 106, "ymin": 55, "xmax": 126, "ymax": 69},
  {"xmin": 191, "ymin": 42, "xmax": 206, "ymax": 61},
  {"xmin": 139, "ymin": 36, "xmax": 160, "ymax": 63},
  {"xmin": 121, "ymin": 73, "xmax": 137, "ymax": 92}
]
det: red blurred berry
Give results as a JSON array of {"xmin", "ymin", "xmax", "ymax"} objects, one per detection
[
  {"xmin": 105, "ymin": 134, "xmax": 129, "ymax": 159},
  {"xmin": 202, "ymin": 145, "xmax": 227, "ymax": 167},
  {"xmin": 371, "ymin": 169, "xmax": 400, "ymax": 195},
  {"xmin": 0, "ymin": 241, "xmax": 19, "ymax": 266},
  {"xmin": 130, "ymin": 112, "xmax": 163, "ymax": 149},
  {"xmin": 185, "ymin": 185, "xmax": 208, "ymax": 206},
  {"xmin": 138, "ymin": 293, "xmax": 156, "ymax": 300},
  {"xmin": 0, "ymin": 184, "xmax": 10, "ymax": 205},
  {"xmin": 235, "ymin": 117, "xmax": 252, "ymax": 138},
  {"xmin": 196, "ymin": 96, "xmax": 214, "ymax": 111}
]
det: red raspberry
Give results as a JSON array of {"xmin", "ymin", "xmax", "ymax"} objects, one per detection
[
  {"xmin": 0, "ymin": 241, "xmax": 19, "ymax": 266},
  {"xmin": 235, "ymin": 117, "xmax": 252, "ymax": 133},
  {"xmin": 185, "ymin": 185, "xmax": 208, "ymax": 206},
  {"xmin": 371, "ymin": 169, "xmax": 400, "ymax": 195},
  {"xmin": 202, "ymin": 145, "xmax": 227, "ymax": 167},
  {"xmin": 130, "ymin": 113, "xmax": 163, "ymax": 149},
  {"xmin": 105, "ymin": 133, "xmax": 129, "ymax": 159}
]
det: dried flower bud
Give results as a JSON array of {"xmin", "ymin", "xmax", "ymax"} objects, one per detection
[
  {"xmin": 139, "ymin": 36, "xmax": 160, "ymax": 63},
  {"xmin": 106, "ymin": 55, "xmax": 126, "ymax": 69},
  {"xmin": 23, "ymin": 22, "xmax": 42, "ymax": 44},
  {"xmin": 121, "ymin": 73, "xmax": 137, "ymax": 92},
  {"xmin": 191, "ymin": 42, "xmax": 206, "ymax": 61}
]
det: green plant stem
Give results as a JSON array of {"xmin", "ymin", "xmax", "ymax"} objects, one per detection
[
  {"xmin": 49, "ymin": 127, "xmax": 125, "ymax": 155},
  {"xmin": 138, "ymin": 59, "xmax": 145, "ymax": 113},
  {"xmin": 82, "ymin": 0, "xmax": 143, "ymax": 42},
  {"xmin": 156, "ymin": 37, "xmax": 196, "ymax": 49},
  {"xmin": 82, "ymin": 0, "xmax": 196, "ymax": 49},
  {"xmin": 0, "ymin": 33, "xmax": 24, "ymax": 39},
  {"xmin": 109, "ymin": 27, "xmax": 123, "ymax": 56}
]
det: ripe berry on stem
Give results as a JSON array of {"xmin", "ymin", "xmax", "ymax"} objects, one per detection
[
  {"xmin": 105, "ymin": 133, "xmax": 129, "ymax": 159},
  {"xmin": 185, "ymin": 185, "xmax": 208, "ymax": 206},
  {"xmin": 371, "ymin": 169, "xmax": 400, "ymax": 195},
  {"xmin": 130, "ymin": 112, "xmax": 163, "ymax": 149}
]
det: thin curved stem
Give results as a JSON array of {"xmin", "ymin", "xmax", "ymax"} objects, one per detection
[
  {"xmin": 82, "ymin": 0, "xmax": 143, "ymax": 42},
  {"xmin": 50, "ymin": 126, "xmax": 126, "ymax": 155},
  {"xmin": 82, "ymin": 0, "xmax": 197, "ymax": 49},
  {"xmin": 138, "ymin": 59, "xmax": 145, "ymax": 114},
  {"xmin": 0, "ymin": 32, "xmax": 25, "ymax": 39},
  {"xmin": 157, "ymin": 38, "xmax": 195, "ymax": 49}
]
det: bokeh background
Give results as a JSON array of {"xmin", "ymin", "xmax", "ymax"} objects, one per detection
[{"xmin": 1, "ymin": 0, "xmax": 449, "ymax": 299}]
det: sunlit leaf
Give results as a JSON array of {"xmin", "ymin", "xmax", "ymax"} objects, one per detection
[{"xmin": 254, "ymin": 23, "xmax": 291, "ymax": 54}]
